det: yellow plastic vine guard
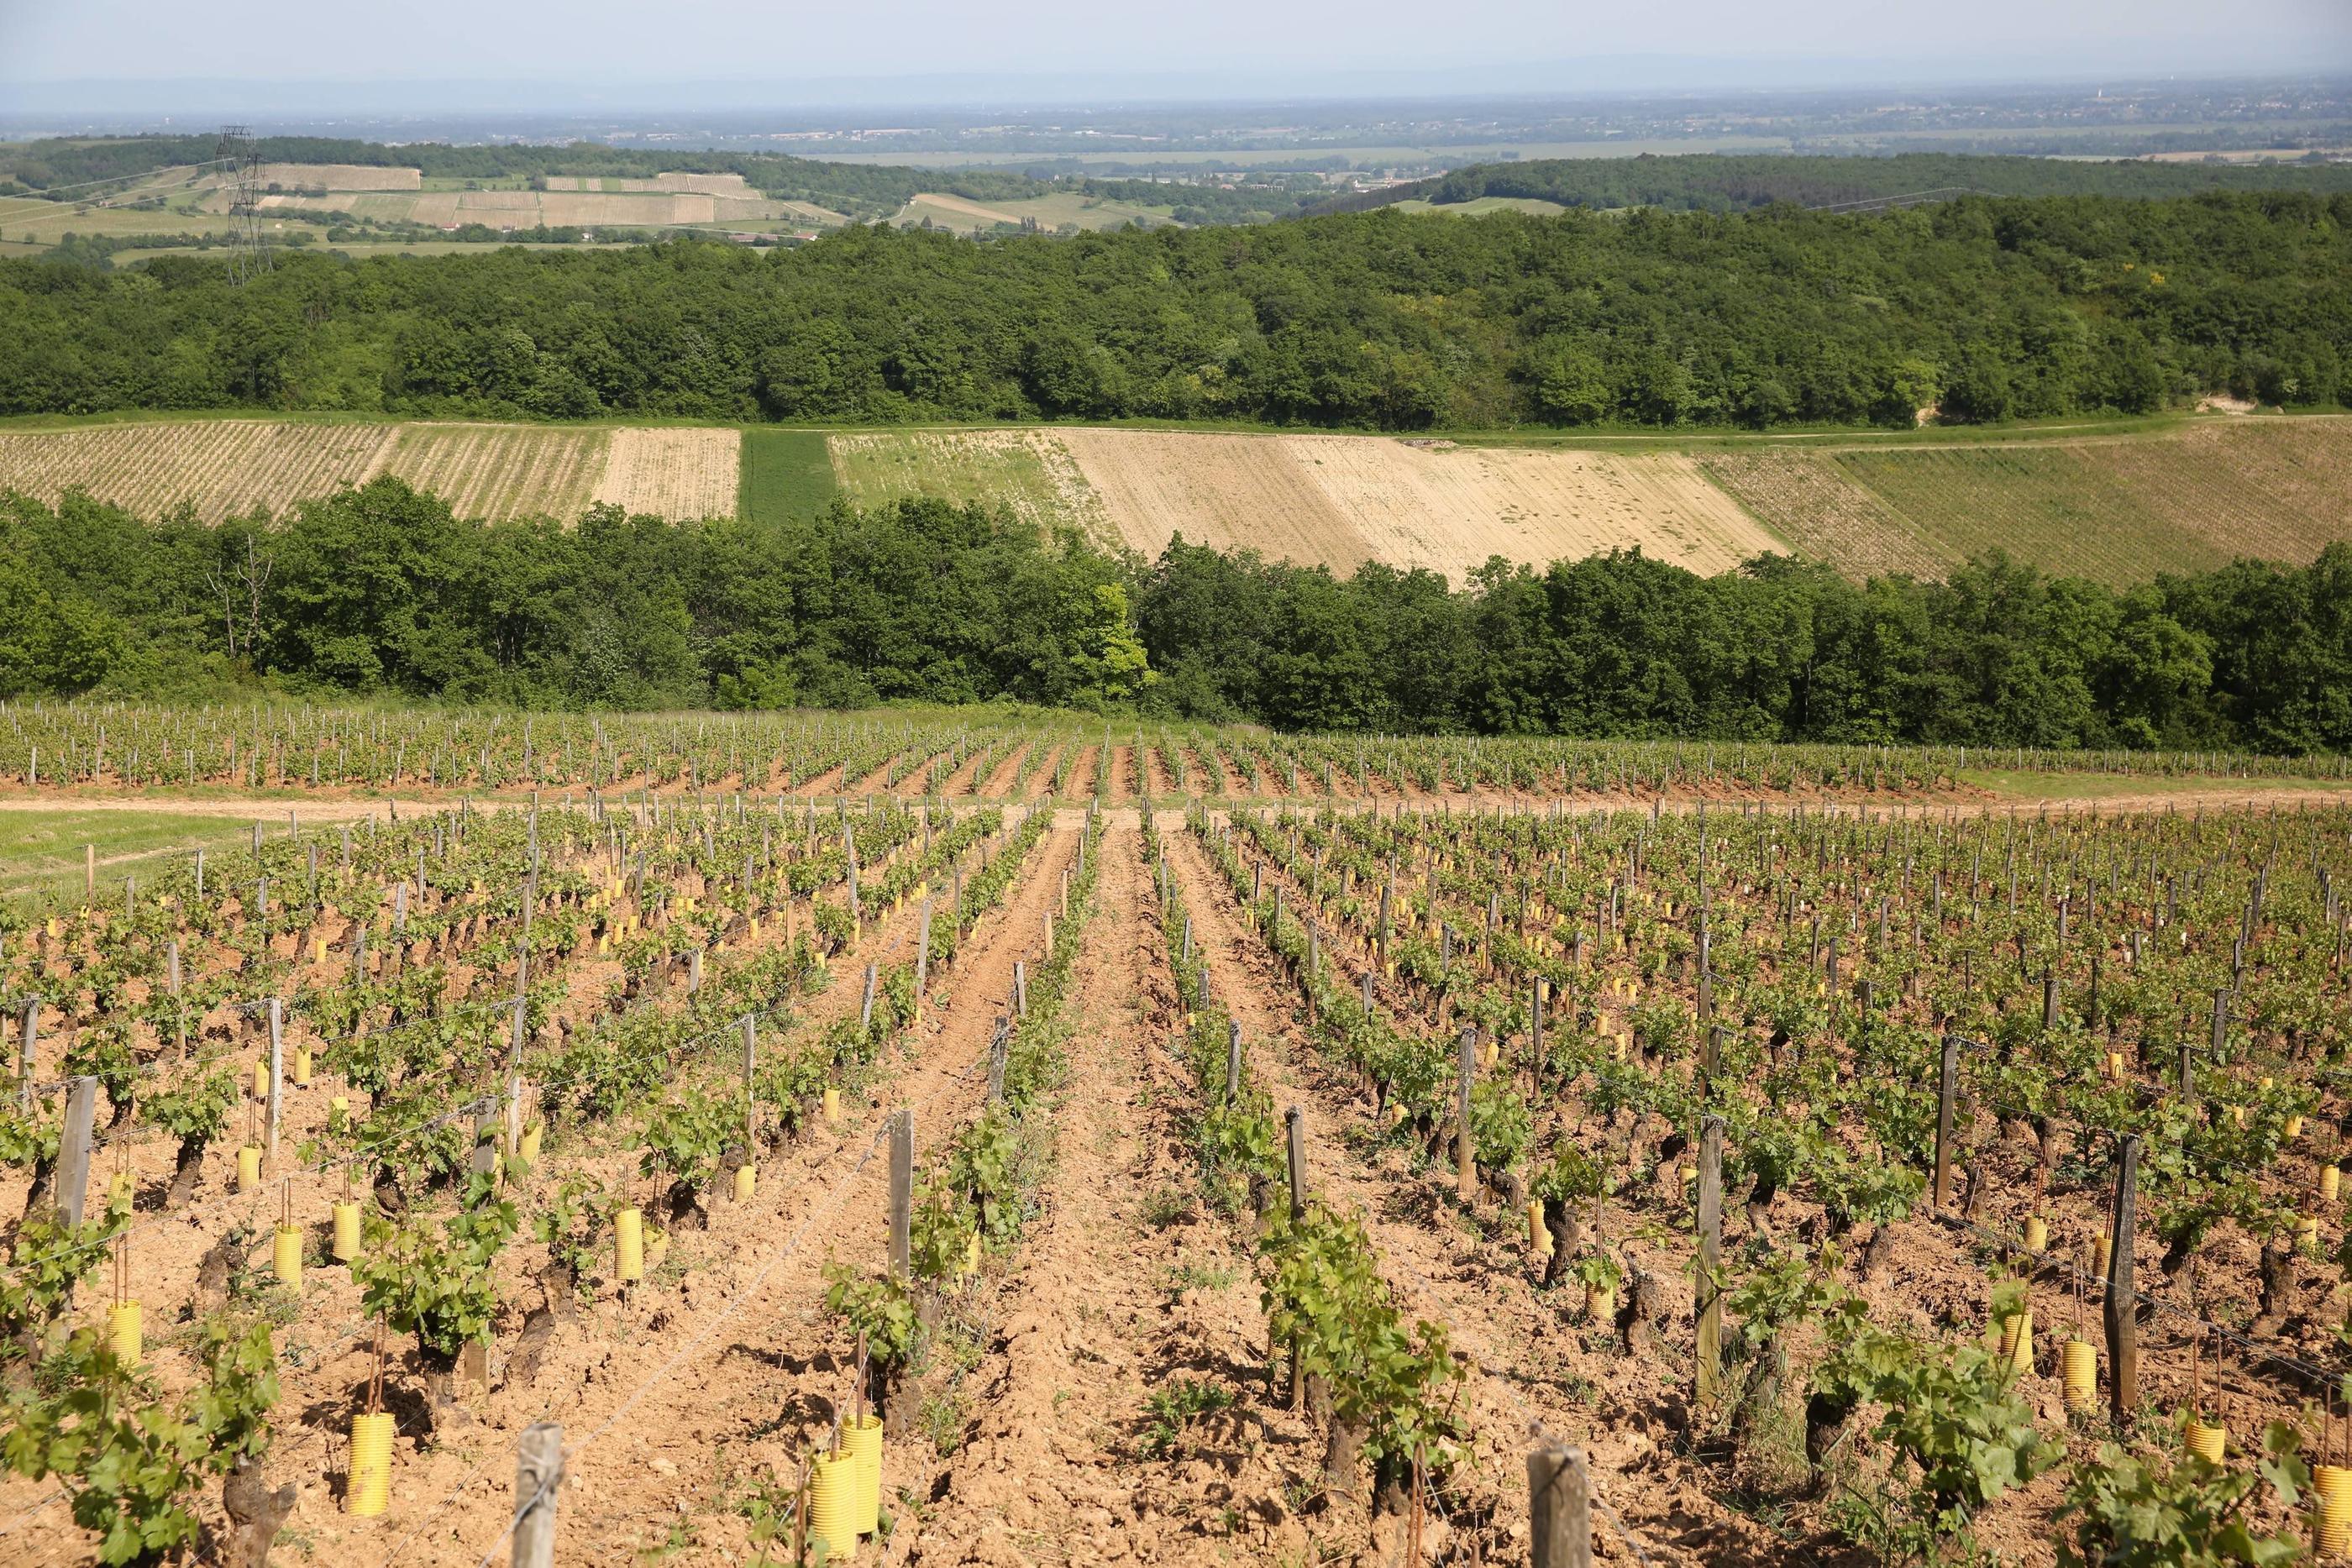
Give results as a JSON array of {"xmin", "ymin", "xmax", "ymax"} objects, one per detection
[
  {"xmin": 843, "ymin": 1413, "xmax": 885, "ymax": 1534},
  {"xmin": 348, "ymin": 1411, "xmax": 395, "ymax": 1516},
  {"xmin": 2061, "ymin": 1340, "xmax": 2095, "ymax": 1413},
  {"xmin": 107, "ymin": 1301, "xmax": 142, "ymax": 1365},
  {"xmin": 807, "ymin": 1450, "xmax": 858, "ymax": 1561},
  {"xmin": 273, "ymin": 1225, "xmax": 302, "ymax": 1288},
  {"xmin": 2314, "ymin": 1465, "xmax": 2352, "ymax": 1557},
  {"xmin": 615, "ymin": 1206, "xmax": 644, "ymax": 1282},
  {"xmin": 2185, "ymin": 1420, "xmax": 2227, "ymax": 1465}
]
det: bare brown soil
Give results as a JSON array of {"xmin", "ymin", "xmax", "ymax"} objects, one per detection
[
  {"xmin": 0, "ymin": 817, "xmax": 1076, "ymax": 1565},
  {"xmin": 591, "ymin": 428, "xmax": 741, "ymax": 520},
  {"xmin": 1158, "ymin": 829, "xmax": 1796, "ymax": 1565}
]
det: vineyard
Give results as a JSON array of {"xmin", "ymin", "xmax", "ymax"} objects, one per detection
[
  {"xmin": 5, "ymin": 703, "xmax": 2352, "ymax": 803},
  {"xmin": 8, "ymin": 415, "xmax": 2350, "ymax": 589},
  {"xmin": 0, "ymin": 423, "xmax": 398, "ymax": 524},
  {"xmin": 379, "ymin": 426, "xmax": 610, "ymax": 524},
  {"xmin": 5, "ymin": 705, "xmax": 2352, "ymax": 1565},
  {"xmin": 1704, "ymin": 418, "xmax": 2352, "ymax": 587},
  {"xmin": 0, "ymin": 422, "xmax": 740, "ymax": 527}
]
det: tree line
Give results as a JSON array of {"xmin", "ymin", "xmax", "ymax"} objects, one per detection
[
  {"xmin": 1315, "ymin": 151, "xmax": 2352, "ymax": 216},
  {"xmin": 2, "ymin": 191, "xmax": 2344, "ymax": 428},
  {"xmin": 5, "ymin": 479, "xmax": 2350, "ymax": 756}
]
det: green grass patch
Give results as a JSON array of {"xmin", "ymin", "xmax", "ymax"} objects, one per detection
[
  {"xmin": 0, "ymin": 809, "xmax": 262, "ymax": 911},
  {"xmin": 737, "ymin": 428, "xmax": 838, "ymax": 525}
]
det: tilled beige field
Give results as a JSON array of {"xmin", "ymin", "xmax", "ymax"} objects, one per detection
[
  {"xmin": 1060, "ymin": 429, "xmax": 1783, "ymax": 579},
  {"xmin": 380, "ymin": 423, "xmax": 610, "ymax": 521},
  {"xmin": 0, "ymin": 422, "xmax": 397, "ymax": 522},
  {"xmin": 1059, "ymin": 427, "xmax": 1368, "ymax": 568},
  {"xmin": 251, "ymin": 162, "xmax": 419, "ymax": 191},
  {"xmin": 0, "ymin": 421, "xmax": 740, "ymax": 525},
  {"xmin": 591, "ymin": 427, "xmax": 742, "ymax": 517},
  {"xmin": 1289, "ymin": 434, "xmax": 1781, "ymax": 577}
]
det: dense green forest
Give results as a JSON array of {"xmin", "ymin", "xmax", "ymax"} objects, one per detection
[
  {"xmin": 1321, "ymin": 151, "xmax": 2352, "ymax": 215},
  {"xmin": 0, "ymin": 134, "xmax": 1314, "ymax": 225},
  {"xmin": 3, "ymin": 191, "xmax": 2345, "ymax": 427},
  {"xmin": 6, "ymin": 479, "xmax": 2349, "ymax": 755}
]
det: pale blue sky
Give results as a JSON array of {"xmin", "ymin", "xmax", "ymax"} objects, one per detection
[{"xmin": 1, "ymin": 0, "xmax": 2344, "ymax": 97}]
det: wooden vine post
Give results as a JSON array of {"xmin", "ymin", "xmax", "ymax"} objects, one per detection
[
  {"xmin": 513, "ymin": 1421, "xmax": 564, "ymax": 1568},
  {"xmin": 2103, "ymin": 1134, "xmax": 2141, "ymax": 1423},
  {"xmin": 1456, "ymin": 1025, "xmax": 1478, "ymax": 1204},
  {"xmin": 1695, "ymin": 1115, "xmax": 1725, "ymax": 1412},
  {"xmin": 1284, "ymin": 1104, "xmax": 1307, "ymax": 1408},
  {"xmin": 740, "ymin": 1015, "xmax": 758, "ymax": 1147},
  {"xmin": 887, "ymin": 1109, "xmax": 913, "ymax": 1281},
  {"xmin": 913, "ymin": 898, "xmax": 932, "ymax": 1020},
  {"xmin": 986, "ymin": 1018, "xmax": 1011, "ymax": 1104},
  {"xmin": 265, "ymin": 998, "xmax": 286, "ymax": 1162},
  {"xmin": 1931, "ymin": 1032, "xmax": 1961, "ymax": 1212},
  {"xmin": 17, "ymin": 997, "xmax": 38, "ymax": 1108},
  {"xmin": 1527, "ymin": 1445, "xmax": 1593, "ymax": 1568},
  {"xmin": 57, "ymin": 1076, "xmax": 98, "ymax": 1226}
]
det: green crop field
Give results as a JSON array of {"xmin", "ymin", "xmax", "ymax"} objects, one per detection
[
  {"xmin": 738, "ymin": 428, "xmax": 839, "ymax": 524},
  {"xmin": 827, "ymin": 428, "xmax": 1107, "ymax": 535}
]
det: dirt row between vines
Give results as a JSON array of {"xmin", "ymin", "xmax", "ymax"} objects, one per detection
[
  {"xmin": 360, "ymin": 824, "xmax": 1088, "ymax": 1567},
  {"xmin": 1159, "ymin": 826, "xmax": 1803, "ymax": 1567},
  {"xmin": 1219, "ymin": 805, "xmax": 2352, "ymax": 1565},
  {"xmin": 3, "ymin": 819, "xmax": 1075, "ymax": 1566},
  {"xmin": 900, "ymin": 825, "xmax": 1293, "ymax": 1566}
]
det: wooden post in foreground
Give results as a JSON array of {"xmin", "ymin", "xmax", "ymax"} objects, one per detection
[
  {"xmin": 512, "ymin": 1421, "xmax": 564, "ymax": 1568},
  {"xmin": 265, "ymin": 998, "xmax": 286, "ymax": 1162},
  {"xmin": 1284, "ymin": 1104, "xmax": 1307, "ymax": 1409},
  {"xmin": 887, "ymin": 1109, "xmax": 913, "ymax": 1281},
  {"xmin": 1931, "ymin": 1033, "xmax": 1960, "ymax": 1211},
  {"xmin": 1284, "ymin": 1106, "xmax": 1306, "ymax": 1219},
  {"xmin": 1528, "ymin": 1445, "xmax": 1593, "ymax": 1568},
  {"xmin": 1695, "ymin": 1116, "xmax": 1725, "ymax": 1412},
  {"xmin": 56, "ymin": 1077, "xmax": 98, "ymax": 1226},
  {"xmin": 2103, "ymin": 1134, "xmax": 2141, "ymax": 1424}
]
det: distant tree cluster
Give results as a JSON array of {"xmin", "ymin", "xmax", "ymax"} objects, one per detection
[
  {"xmin": 2, "ymin": 191, "xmax": 2344, "ymax": 427},
  {"xmin": 6, "ymin": 478, "xmax": 2351, "ymax": 755},
  {"xmin": 1319, "ymin": 151, "xmax": 2352, "ymax": 215}
]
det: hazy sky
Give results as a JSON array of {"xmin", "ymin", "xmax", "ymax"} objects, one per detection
[{"xmin": 2, "ymin": 0, "xmax": 2346, "ymax": 97}]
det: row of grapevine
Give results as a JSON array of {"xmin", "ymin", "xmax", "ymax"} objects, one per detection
[
  {"xmin": 1180, "ymin": 791, "xmax": 2352, "ymax": 1559},
  {"xmin": 4, "ymin": 698, "xmax": 2344, "ymax": 800},
  {"xmin": 0, "ymin": 786, "xmax": 1094, "ymax": 1561}
]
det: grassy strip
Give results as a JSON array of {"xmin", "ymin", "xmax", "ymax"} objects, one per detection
[{"xmin": 738, "ymin": 427, "xmax": 839, "ymax": 524}]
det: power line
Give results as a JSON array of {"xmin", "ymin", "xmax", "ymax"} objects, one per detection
[{"xmin": 0, "ymin": 160, "xmax": 234, "ymax": 207}]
